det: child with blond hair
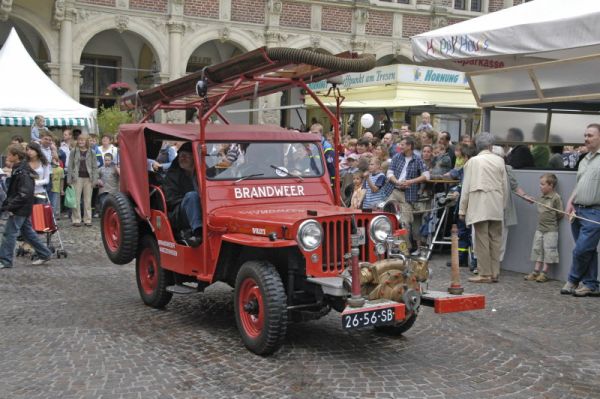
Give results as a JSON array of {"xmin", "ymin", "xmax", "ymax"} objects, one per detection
[
  {"xmin": 49, "ymin": 155, "xmax": 64, "ymax": 219},
  {"xmin": 525, "ymin": 173, "xmax": 563, "ymax": 282}
]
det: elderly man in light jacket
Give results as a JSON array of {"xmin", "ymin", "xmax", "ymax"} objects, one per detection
[{"xmin": 459, "ymin": 133, "xmax": 508, "ymax": 283}]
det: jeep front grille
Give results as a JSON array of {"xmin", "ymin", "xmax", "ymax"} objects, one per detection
[{"xmin": 321, "ymin": 215, "xmax": 372, "ymax": 273}]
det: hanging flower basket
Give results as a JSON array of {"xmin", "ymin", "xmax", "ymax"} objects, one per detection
[{"xmin": 107, "ymin": 82, "xmax": 131, "ymax": 96}]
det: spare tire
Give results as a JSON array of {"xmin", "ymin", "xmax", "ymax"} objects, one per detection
[{"xmin": 101, "ymin": 192, "xmax": 139, "ymax": 265}]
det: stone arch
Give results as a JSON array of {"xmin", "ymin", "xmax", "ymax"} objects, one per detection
[
  {"xmin": 285, "ymin": 35, "xmax": 346, "ymax": 55},
  {"xmin": 72, "ymin": 15, "xmax": 166, "ymax": 73},
  {"xmin": 180, "ymin": 27, "xmax": 254, "ymax": 67},
  {"xmin": 7, "ymin": 5, "xmax": 57, "ymax": 63},
  {"xmin": 372, "ymin": 40, "xmax": 413, "ymax": 65}
]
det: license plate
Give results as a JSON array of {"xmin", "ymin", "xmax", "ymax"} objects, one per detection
[{"xmin": 342, "ymin": 307, "xmax": 395, "ymax": 330}]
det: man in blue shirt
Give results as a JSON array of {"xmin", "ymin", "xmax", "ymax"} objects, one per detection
[{"xmin": 382, "ymin": 136, "xmax": 430, "ymax": 248}]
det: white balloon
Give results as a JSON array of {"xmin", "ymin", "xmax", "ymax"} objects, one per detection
[{"xmin": 360, "ymin": 113, "xmax": 374, "ymax": 129}]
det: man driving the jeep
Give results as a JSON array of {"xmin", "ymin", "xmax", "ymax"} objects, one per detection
[{"xmin": 164, "ymin": 142, "xmax": 202, "ymax": 247}]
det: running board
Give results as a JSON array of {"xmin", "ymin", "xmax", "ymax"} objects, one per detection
[{"xmin": 421, "ymin": 290, "xmax": 485, "ymax": 314}]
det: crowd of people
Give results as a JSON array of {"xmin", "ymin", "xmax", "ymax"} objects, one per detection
[
  {"xmin": 317, "ymin": 115, "xmax": 600, "ymax": 296},
  {"xmin": 1, "ymin": 113, "xmax": 599, "ymax": 297},
  {"xmin": 0, "ymin": 115, "xmax": 121, "ymax": 268}
]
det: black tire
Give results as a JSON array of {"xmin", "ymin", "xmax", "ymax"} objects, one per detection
[
  {"xmin": 135, "ymin": 235, "xmax": 173, "ymax": 308},
  {"xmin": 101, "ymin": 192, "xmax": 139, "ymax": 265},
  {"xmin": 374, "ymin": 314, "xmax": 417, "ymax": 336},
  {"xmin": 234, "ymin": 260, "xmax": 287, "ymax": 356}
]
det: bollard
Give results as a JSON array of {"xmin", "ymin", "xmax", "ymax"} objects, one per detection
[
  {"xmin": 448, "ymin": 224, "xmax": 464, "ymax": 295},
  {"xmin": 347, "ymin": 247, "xmax": 366, "ymax": 307}
]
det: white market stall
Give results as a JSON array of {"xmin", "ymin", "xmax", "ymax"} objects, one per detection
[
  {"xmin": 410, "ymin": 0, "xmax": 600, "ymax": 72},
  {"xmin": 410, "ymin": 0, "xmax": 600, "ymax": 282},
  {"xmin": 0, "ymin": 28, "xmax": 96, "ymax": 130}
]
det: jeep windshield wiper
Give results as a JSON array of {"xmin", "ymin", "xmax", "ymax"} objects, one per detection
[
  {"xmin": 270, "ymin": 165, "xmax": 304, "ymax": 181},
  {"xmin": 234, "ymin": 173, "xmax": 264, "ymax": 183}
]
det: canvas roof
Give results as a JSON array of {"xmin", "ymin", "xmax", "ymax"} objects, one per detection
[
  {"xmin": 0, "ymin": 28, "xmax": 96, "ymax": 129},
  {"xmin": 410, "ymin": 0, "xmax": 600, "ymax": 72}
]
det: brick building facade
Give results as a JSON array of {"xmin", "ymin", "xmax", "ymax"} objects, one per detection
[{"xmin": 0, "ymin": 0, "xmax": 516, "ymax": 111}]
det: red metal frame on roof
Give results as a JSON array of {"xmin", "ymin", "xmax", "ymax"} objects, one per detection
[{"xmin": 121, "ymin": 47, "xmax": 357, "ymax": 120}]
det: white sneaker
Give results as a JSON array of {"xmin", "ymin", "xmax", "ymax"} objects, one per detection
[
  {"xmin": 32, "ymin": 257, "xmax": 50, "ymax": 265},
  {"xmin": 411, "ymin": 250, "xmax": 420, "ymax": 256}
]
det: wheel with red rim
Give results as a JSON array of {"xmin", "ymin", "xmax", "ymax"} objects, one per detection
[
  {"xmin": 101, "ymin": 193, "xmax": 138, "ymax": 265},
  {"xmin": 136, "ymin": 235, "xmax": 173, "ymax": 308},
  {"xmin": 234, "ymin": 261, "xmax": 287, "ymax": 356}
]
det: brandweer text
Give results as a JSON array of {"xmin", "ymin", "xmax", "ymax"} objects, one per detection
[{"xmin": 234, "ymin": 185, "xmax": 305, "ymax": 199}]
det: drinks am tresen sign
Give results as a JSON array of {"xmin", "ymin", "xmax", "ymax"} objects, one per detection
[{"xmin": 308, "ymin": 64, "xmax": 469, "ymax": 91}]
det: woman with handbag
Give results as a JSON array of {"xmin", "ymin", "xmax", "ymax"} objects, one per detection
[{"xmin": 67, "ymin": 134, "xmax": 99, "ymax": 227}]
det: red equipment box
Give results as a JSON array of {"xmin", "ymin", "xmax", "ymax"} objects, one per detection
[{"xmin": 31, "ymin": 203, "xmax": 56, "ymax": 233}]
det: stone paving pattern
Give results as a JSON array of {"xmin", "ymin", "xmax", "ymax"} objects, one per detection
[{"xmin": 0, "ymin": 220, "xmax": 599, "ymax": 399}]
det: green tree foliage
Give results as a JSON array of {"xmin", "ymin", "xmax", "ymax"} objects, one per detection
[{"xmin": 97, "ymin": 105, "xmax": 133, "ymax": 135}]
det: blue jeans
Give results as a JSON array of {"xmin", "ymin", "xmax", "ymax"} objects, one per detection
[
  {"xmin": 568, "ymin": 207, "xmax": 600, "ymax": 291},
  {"xmin": 0, "ymin": 214, "xmax": 52, "ymax": 267},
  {"xmin": 180, "ymin": 191, "xmax": 202, "ymax": 232},
  {"xmin": 48, "ymin": 191, "xmax": 60, "ymax": 216}
]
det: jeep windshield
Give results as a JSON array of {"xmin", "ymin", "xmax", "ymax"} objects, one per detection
[{"xmin": 205, "ymin": 142, "xmax": 324, "ymax": 180}]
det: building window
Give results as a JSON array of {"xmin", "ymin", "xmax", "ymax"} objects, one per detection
[
  {"xmin": 454, "ymin": 0, "xmax": 483, "ymax": 12},
  {"xmin": 377, "ymin": 0, "xmax": 410, "ymax": 3},
  {"xmin": 80, "ymin": 54, "xmax": 121, "ymax": 109},
  {"xmin": 186, "ymin": 55, "xmax": 212, "ymax": 73}
]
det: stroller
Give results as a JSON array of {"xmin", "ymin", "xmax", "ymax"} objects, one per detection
[{"xmin": 16, "ymin": 192, "xmax": 67, "ymax": 259}]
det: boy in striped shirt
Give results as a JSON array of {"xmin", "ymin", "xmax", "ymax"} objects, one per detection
[{"xmin": 362, "ymin": 158, "xmax": 386, "ymax": 210}]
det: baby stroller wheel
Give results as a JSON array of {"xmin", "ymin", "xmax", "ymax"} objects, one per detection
[
  {"xmin": 48, "ymin": 245, "xmax": 56, "ymax": 254},
  {"xmin": 57, "ymin": 249, "xmax": 67, "ymax": 259}
]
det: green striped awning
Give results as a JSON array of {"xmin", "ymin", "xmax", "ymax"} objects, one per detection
[{"xmin": 0, "ymin": 116, "xmax": 88, "ymax": 127}]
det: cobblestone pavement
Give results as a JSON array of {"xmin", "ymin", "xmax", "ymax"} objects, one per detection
[{"xmin": 0, "ymin": 220, "xmax": 599, "ymax": 399}]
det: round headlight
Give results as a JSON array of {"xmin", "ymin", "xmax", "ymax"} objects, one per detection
[
  {"xmin": 369, "ymin": 215, "xmax": 393, "ymax": 243},
  {"xmin": 296, "ymin": 220, "xmax": 323, "ymax": 251}
]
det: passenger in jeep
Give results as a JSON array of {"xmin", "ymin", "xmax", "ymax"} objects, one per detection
[{"xmin": 163, "ymin": 142, "xmax": 202, "ymax": 247}]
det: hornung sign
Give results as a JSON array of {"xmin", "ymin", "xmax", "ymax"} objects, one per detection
[{"xmin": 308, "ymin": 64, "xmax": 469, "ymax": 91}]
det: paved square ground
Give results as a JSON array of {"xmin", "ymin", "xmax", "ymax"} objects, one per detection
[{"xmin": 0, "ymin": 220, "xmax": 598, "ymax": 399}]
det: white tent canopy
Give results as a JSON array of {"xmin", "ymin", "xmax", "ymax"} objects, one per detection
[
  {"xmin": 0, "ymin": 28, "xmax": 96, "ymax": 129},
  {"xmin": 410, "ymin": 0, "xmax": 600, "ymax": 72}
]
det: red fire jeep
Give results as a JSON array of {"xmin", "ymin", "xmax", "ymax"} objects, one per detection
[{"xmin": 101, "ymin": 48, "xmax": 484, "ymax": 355}]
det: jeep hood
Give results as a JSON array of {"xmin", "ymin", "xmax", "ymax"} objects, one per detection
[{"xmin": 208, "ymin": 202, "xmax": 368, "ymax": 233}]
